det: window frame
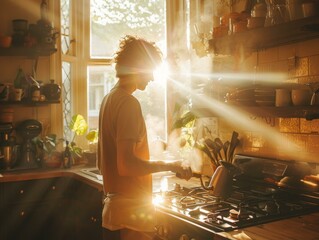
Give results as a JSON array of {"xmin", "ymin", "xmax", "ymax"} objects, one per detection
[{"xmin": 52, "ymin": 0, "xmax": 187, "ymax": 148}]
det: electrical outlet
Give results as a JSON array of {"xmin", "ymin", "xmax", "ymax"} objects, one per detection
[{"xmin": 198, "ymin": 117, "xmax": 218, "ymax": 136}]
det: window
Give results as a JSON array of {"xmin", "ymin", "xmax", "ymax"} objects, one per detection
[
  {"xmin": 88, "ymin": 0, "xmax": 167, "ymax": 142},
  {"xmin": 60, "ymin": 0, "xmax": 73, "ymax": 141},
  {"xmin": 60, "ymin": 0, "xmax": 167, "ymax": 149},
  {"xmin": 90, "ymin": 0, "xmax": 166, "ymax": 58}
]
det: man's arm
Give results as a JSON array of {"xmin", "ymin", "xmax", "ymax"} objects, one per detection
[{"xmin": 117, "ymin": 139, "xmax": 193, "ymax": 180}]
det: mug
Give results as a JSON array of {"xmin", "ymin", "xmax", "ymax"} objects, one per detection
[
  {"xmin": 12, "ymin": 88, "xmax": 24, "ymax": 101},
  {"xmin": 32, "ymin": 89, "xmax": 41, "ymax": 101},
  {"xmin": 291, "ymin": 89, "xmax": 311, "ymax": 106},
  {"xmin": 302, "ymin": 2, "xmax": 317, "ymax": 18},
  {"xmin": 275, "ymin": 89, "xmax": 291, "ymax": 107}
]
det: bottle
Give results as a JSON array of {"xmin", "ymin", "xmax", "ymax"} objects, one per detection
[
  {"xmin": 14, "ymin": 68, "xmax": 24, "ymax": 89},
  {"xmin": 63, "ymin": 140, "xmax": 72, "ymax": 168},
  {"xmin": 40, "ymin": 0, "xmax": 48, "ymax": 24}
]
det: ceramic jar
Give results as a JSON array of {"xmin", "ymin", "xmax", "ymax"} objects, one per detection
[{"xmin": 43, "ymin": 79, "xmax": 61, "ymax": 101}]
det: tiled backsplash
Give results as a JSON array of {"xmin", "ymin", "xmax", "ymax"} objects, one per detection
[{"xmin": 217, "ymin": 38, "xmax": 319, "ymax": 163}]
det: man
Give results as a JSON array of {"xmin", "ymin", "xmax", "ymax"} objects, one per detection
[{"xmin": 98, "ymin": 35, "xmax": 193, "ymax": 240}]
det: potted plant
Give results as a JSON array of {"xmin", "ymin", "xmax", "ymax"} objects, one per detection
[
  {"xmin": 83, "ymin": 127, "xmax": 98, "ymax": 166},
  {"xmin": 34, "ymin": 133, "xmax": 64, "ymax": 168},
  {"xmin": 68, "ymin": 114, "xmax": 98, "ymax": 166},
  {"xmin": 172, "ymin": 107, "xmax": 239, "ymax": 176}
]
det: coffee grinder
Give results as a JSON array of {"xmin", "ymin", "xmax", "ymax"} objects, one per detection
[
  {"xmin": 16, "ymin": 119, "xmax": 42, "ymax": 169},
  {"xmin": 0, "ymin": 123, "xmax": 14, "ymax": 170}
]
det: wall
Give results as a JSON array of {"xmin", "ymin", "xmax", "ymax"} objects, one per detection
[
  {"xmin": 0, "ymin": 0, "xmax": 54, "ymax": 140},
  {"xmin": 215, "ymin": 38, "xmax": 319, "ymax": 164}
]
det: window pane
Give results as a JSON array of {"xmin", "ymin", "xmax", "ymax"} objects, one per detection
[
  {"xmin": 62, "ymin": 61, "xmax": 72, "ymax": 141},
  {"xmin": 87, "ymin": 66, "xmax": 116, "ymax": 129},
  {"xmin": 90, "ymin": 0, "xmax": 166, "ymax": 58},
  {"xmin": 61, "ymin": 0, "xmax": 71, "ymax": 55},
  {"xmin": 133, "ymin": 74, "xmax": 166, "ymax": 141},
  {"xmin": 89, "ymin": 0, "xmax": 167, "ymax": 152},
  {"xmin": 88, "ymin": 65, "xmax": 167, "ymax": 142}
]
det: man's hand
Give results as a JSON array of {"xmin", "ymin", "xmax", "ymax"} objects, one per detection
[{"xmin": 172, "ymin": 163, "xmax": 193, "ymax": 180}]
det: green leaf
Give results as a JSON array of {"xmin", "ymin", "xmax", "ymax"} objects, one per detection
[
  {"xmin": 71, "ymin": 145, "xmax": 83, "ymax": 158},
  {"xmin": 172, "ymin": 111, "xmax": 196, "ymax": 130},
  {"xmin": 69, "ymin": 114, "xmax": 88, "ymax": 136},
  {"xmin": 86, "ymin": 130, "xmax": 98, "ymax": 143}
]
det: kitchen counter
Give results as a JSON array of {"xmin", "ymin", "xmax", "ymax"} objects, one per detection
[
  {"xmin": 215, "ymin": 213, "xmax": 319, "ymax": 240},
  {"xmin": 1, "ymin": 167, "xmax": 319, "ymax": 240},
  {"xmin": 0, "ymin": 165, "xmax": 104, "ymax": 191}
]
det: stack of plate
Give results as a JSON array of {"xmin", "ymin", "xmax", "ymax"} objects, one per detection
[
  {"xmin": 254, "ymin": 88, "xmax": 275, "ymax": 106},
  {"xmin": 225, "ymin": 88, "xmax": 256, "ymax": 106}
]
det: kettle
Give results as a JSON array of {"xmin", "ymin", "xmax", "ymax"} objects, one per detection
[
  {"xmin": 200, "ymin": 161, "xmax": 239, "ymax": 199},
  {"xmin": 43, "ymin": 79, "xmax": 61, "ymax": 101}
]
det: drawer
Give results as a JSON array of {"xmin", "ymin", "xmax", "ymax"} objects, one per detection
[{"xmin": 1, "ymin": 177, "xmax": 71, "ymax": 205}]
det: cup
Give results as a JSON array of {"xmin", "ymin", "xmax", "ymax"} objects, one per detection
[
  {"xmin": 275, "ymin": 89, "xmax": 291, "ymax": 107},
  {"xmin": 291, "ymin": 89, "xmax": 311, "ymax": 106},
  {"xmin": 12, "ymin": 88, "xmax": 24, "ymax": 101},
  {"xmin": 302, "ymin": 2, "xmax": 317, "ymax": 18},
  {"xmin": 32, "ymin": 89, "xmax": 41, "ymax": 101},
  {"xmin": 286, "ymin": 0, "xmax": 303, "ymax": 20}
]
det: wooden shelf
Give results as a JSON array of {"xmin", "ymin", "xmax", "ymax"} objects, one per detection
[
  {"xmin": 209, "ymin": 16, "xmax": 319, "ymax": 55},
  {"xmin": 193, "ymin": 105, "xmax": 319, "ymax": 120},
  {"xmin": 0, "ymin": 100, "xmax": 60, "ymax": 106},
  {"xmin": 0, "ymin": 45, "xmax": 57, "ymax": 57}
]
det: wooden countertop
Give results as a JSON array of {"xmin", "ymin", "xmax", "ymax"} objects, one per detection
[
  {"xmin": 1, "ymin": 167, "xmax": 318, "ymax": 239},
  {"xmin": 0, "ymin": 165, "xmax": 104, "ymax": 191},
  {"xmin": 215, "ymin": 213, "xmax": 319, "ymax": 240}
]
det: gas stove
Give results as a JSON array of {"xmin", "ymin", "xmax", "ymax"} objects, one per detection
[{"xmin": 153, "ymin": 155, "xmax": 319, "ymax": 239}]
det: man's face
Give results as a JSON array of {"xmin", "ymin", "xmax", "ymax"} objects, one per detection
[{"xmin": 136, "ymin": 72, "xmax": 154, "ymax": 90}]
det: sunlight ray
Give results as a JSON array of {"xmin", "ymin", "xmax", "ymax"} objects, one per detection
[{"xmin": 168, "ymin": 74, "xmax": 307, "ymax": 161}]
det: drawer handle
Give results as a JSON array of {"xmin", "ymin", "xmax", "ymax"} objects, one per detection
[
  {"xmin": 52, "ymin": 186, "xmax": 56, "ymax": 190},
  {"xmin": 20, "ymin": 190, "xmax": 24, "ymax": 194},
  {"xmin": 20, "ymin": 211, "xmax": 25, "ymax": 217}
]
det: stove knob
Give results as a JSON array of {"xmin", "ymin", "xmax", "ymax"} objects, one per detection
[{"xmin": 179, "ymin": 234, "xmax": 190, "ymax": 240}]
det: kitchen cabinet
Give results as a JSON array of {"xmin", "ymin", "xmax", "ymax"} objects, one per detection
[
  {"xmin": 0, "ymin": 177, "xmax": 72, "ymax": 240},
  {"xmin": 67, "ymin": 180, "xmax": 103, "ymax": 240},
  {"xmin": 209, "ymin": 16, "xmax": 319, "ymax": 54},
  {"xmin": 0, "ymin": 176, "xmax": 103, "ymax": 240}
]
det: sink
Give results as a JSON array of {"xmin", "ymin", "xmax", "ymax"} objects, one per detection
[{"xmin": 81, "ymin": 168, "xmax": 103, "ymax": 181}]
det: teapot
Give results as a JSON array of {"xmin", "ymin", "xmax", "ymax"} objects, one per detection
[{"xmin": 43, "ymin": 79, "xmax": 61, "ymax": 101}]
